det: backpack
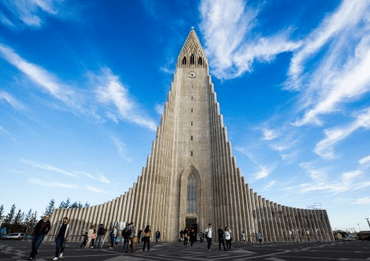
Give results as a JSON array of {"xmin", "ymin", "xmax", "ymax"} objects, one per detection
[{"xmin": 122, "ymin": 226, "xmax": 129, "ymax": 237}]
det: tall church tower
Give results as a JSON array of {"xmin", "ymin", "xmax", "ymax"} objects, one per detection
[{"xmin": 47, "ymin": 29, "xmax": 334, "ymax": 243}]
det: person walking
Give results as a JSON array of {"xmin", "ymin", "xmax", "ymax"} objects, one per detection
[
  {"xmin": 155, "ymin": 230, "xmax": 160, "ymax": 243},
  {"xmin": 225, "ymin": 226, "xmax": 232, "ymax": 250},
  {"xmin": 85, "ymin": 226, "xmax": 95, "ymax": 249},
  {"xmin": 205, "ymin": 223, "xmax": 213, "ymax": 251},
  {"xmin": 53, "ymin": 217, "xmax": 71, "ymax": 260},
  {"xmin": 29, "ymin": 214, "xmax": 51, "ymax": 260},
  {"xmin": 110, "ymin": 226, "xmax": 117, "ymax": 249},
  {"xmin": 217, "ymin": 225, "xmax": 226, "ymax": 251},
  {"xmin": 142, "ymin": 225, "xmax": 151, "ymax": 251}
]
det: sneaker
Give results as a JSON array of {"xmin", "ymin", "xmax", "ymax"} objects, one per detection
[
  {"xmin": 53, "ymin": 257, "xmax": 58, "ymax": 260},
  {"xmin": 59, "ymin": 253, "xmax": 63, "ymax": 258},
  {"xmin": 109, "ymin": 247, "xmax": 113, "ymax": 249},
  {"xmin": 28, "ymin": 257, "xmax": 33, "ymax": 260}
]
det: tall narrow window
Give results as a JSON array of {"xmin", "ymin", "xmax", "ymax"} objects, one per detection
[
  {"xmin": 191, "ymin": 135, "xmax": 193, "ymax": 141},
  {"xmin": 190, "ymin": 121, "xmax": 193, "ymax": 126},
  {"xmin": 182, "ymin": 57, "xmax": 186, "ymax": 65},
  {"xmin": 190, "ymin": 54, "xmax": 195, "ymax": 65},
  {"xmin": 198, "ymin": 57, "xmax": 202, "ymax": 65},
  {"xmin": 187, "ymin": 173, "xmax": 196, "ymax": 213},
  {"xmin": 191, "ymin": 108, "xmax": 193, "ymax": 113},
  {"xmin": 191, "ymin": 96, "xmax": 193, "ymax": 100},
  {"xmin": 190, "ymin": 151, "xmax": 193, "ymax": 157}
]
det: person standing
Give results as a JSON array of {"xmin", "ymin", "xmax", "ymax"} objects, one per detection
[
  {"xmin": 110, "ymin": 226, "xmax": 117, "ymax": 249},
  {"xmin": 217, "ymin": 225, "xmax": 226, "ymax": 251},
  {"xmin": 205, "ymin": 223, "xmax": 213, "ymax": 251},
  {"xmin": 183, "ymin": 229, "xmax": 188, "ymax": 247},
  {"xmin": 190, "ymin": 229, "xmax": 196, "ymax": 246},
  {"xmin": 225, "ymin": 226, "xmax": 232, "ymax": 250},
  {"xmin": 128, "ymin": 222, "xmax": 136, "ymax": 253},
  {"xmin": 53, "ymin": 217, "xmax": 71, "ymax": 260},
  {"xmin": 85, "ymin": 226, "xmax": 95, "ymax": 249},
  {"xmin": 95, "ymin": 224, "xmax": 104, "ymax": 248},
  {"xmin": 257, "ymin": 230, "xmax": 263, "ymax": 244},
  {"xmin": 142, "ymin": 225, "xmax": 151, "ymax": 251},
  {"xmin": 155, "ymin": 230, "xmax": 160, "ymax": 243},
  {"xmin": 180, "ymin": 230, "xmax": 184, "ymax": 242},
  {"xmin": 80, "ymin": 232, "xmax": 88, "ymax": 248},
  {"xmin": 138, "ymin": 230, "xmax": 142, "ymax": 244},
  {"xmin": 241, "ymin": 231, "xmax": 246, "ymax": 243},
  {"xmin": 122, "ymin": 222, "xmax": 130, "ymax": 252},
  {"xmin": 29, "ymin": 214, "xmax": 51, "ymax": 260}
]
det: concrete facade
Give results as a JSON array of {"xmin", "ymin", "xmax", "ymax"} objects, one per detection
[{"xmin": 46, "ymin": 29, "xmax": 334, "ymax": 243}]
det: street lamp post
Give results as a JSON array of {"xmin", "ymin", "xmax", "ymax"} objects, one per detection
[{"xmin": 366, "ymin": 218, "xmax": 370, "ymax": 229}]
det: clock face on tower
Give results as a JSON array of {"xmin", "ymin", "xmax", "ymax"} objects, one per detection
[{"xmin": 188, "ymin": 71, "xmax": 196, "ymax": 78}]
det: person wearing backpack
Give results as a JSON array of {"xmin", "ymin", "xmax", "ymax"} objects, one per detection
[
  {"xmin": 128, "ymin": 222, "xmax": 136, "ymax": 253},
  {"xmin": 122, "ymin": 222, "xmax": 130, "ymax": 252}
]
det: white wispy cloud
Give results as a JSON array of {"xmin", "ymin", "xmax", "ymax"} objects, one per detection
[
  {"xmin": 0, "ymin": 91, "xmax": 25, "ymax": 110},
  {"xmin": 262, "ymin": 180, "xmax": 276, "ymax": 191},
  {"xmin": 0, "ymin": 43, "xmax": 82, "ymax": 111},
  {"xmin": 359, "ymin": 154, "xmax": 370, "ymax": 167},
  {"xmin": 99, "ymin": 175, "xmax": 110, "ymax": 184},
  {"xmin": 21, "ymin": 159, "xmax": 75, "ymax": 177},
  {"xmin": 86, "ymin": 185, "xmax": 108, "ymax": 194},
  {"xmin": 287, "ymin": 165, "xmax": 365, "ymax": 195},
  {"xmin": 261, "ymin": 128, "xmax": 278, "ymax": 141},
  {"xmin": 0, "ymin": 0, "xmax": 60, "ymax": 28},
  {"xmin": 199, "ymin": 0, "xmax": 301, "ymax": 79},
  {"xmin": 29, "ymin": 178, "xmax": 78, "ymax": 189},
  {"xmin": 353, "ymin": 197, "xmax": 370, "ymax": 205},
  {"xmin": 289, "ymin": 0, "xmax": 370, "ymax": 126},
  {"xmin": 0, "ymin": 13, "xmax": 14, "ymax": 28},
  {"xmin": 92, "ymin": 68, "xmax": 157, "ymax": 131},
  {"xmin": 110, "ymin": 135, "xmax": 132, "ymax": 163},
  {"xmin": 314, "ymin": 107, "xmax": 370, "ymax": 159}
]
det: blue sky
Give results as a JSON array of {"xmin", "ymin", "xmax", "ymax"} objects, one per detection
[{"xmin": 1, "ymin": 0, "xmax": 370, "ymax": 232}]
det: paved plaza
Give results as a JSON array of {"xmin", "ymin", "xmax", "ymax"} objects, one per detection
[{"xmin": 1, "ymin": 240, "xmax": 370, "ymax": 261}]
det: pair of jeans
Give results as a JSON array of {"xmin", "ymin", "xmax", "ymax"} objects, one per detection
[
  {"xmin": 30, "ymin": 234, "xmax": 45, "ymax": 258},
  {"xmin": 122, "ymin": 237, "xmax": 128, "ymax": 252},
  {"xmin": 95, "ymin": 235, "xmax": 102, "ymax": 248},
  {"xmin": 55, "ymin": 237, "xmax": 66, "ymax": 257},
  {"xmin": 155, "ymin": 236, "xmax": 159, "ymax": 243},
  {"xmin": 218, "ymin": 238, "xmax": 225, "ymax": 250},
  {"xmin": 207, "ymin": 237, "xmax": 212, "ymax": 249}
]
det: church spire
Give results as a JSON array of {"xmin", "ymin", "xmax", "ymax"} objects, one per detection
[{"xmin": 178, "ymin": 27, "xmax": 207, "ymax": 68}]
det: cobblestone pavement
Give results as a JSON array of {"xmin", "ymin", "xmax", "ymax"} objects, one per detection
[{"xmin": 0, "ymin": 239, "xmax": 369, "ymax": 261}]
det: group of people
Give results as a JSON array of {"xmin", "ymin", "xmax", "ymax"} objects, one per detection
[
  {"xmin": 28, "ymin": 215, "xmax": 162, "ymax": 260},
  {"xmin": 180, "ymin": 228, "xmax": 199, "ymax": 246}
]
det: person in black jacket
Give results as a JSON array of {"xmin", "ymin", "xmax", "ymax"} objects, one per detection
[{"xmin": 29, "ymin": 214, "xmax": 51, "ymax": 260}]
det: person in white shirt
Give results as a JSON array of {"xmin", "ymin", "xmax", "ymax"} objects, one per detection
[
  {"xmin": 204, "ymin": 223, "xmax": 213, "ymax": 251},
  {"xmin": 225, "ymin": 226, "xmax": 232, "ymax": 250}
]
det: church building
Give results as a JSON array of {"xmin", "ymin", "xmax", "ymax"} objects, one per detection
[{"xmin": 47, "ymin": 29, "xmax": 334, "ymax": 243}]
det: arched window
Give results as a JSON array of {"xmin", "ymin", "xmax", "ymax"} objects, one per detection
[
  {"xmin": 187, "ymin": 173, "xmax": 196, "ymax": 213},
  {"xmin": 182, "ymin": 57, "xmax": 186, "ymax": 65},
  {"xmin": 190, "ymin": 54, "xmax": 195, "ymax": 65},
  {"xmin": 198, "ymin": 57, "xmax": 202, "ymax": 65}
]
